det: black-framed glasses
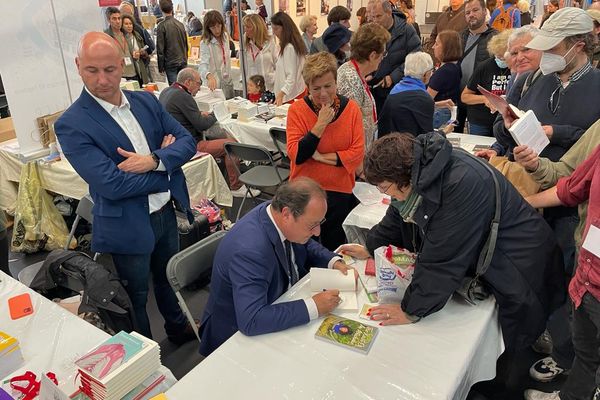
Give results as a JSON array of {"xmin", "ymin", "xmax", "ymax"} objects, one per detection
[
  {"xmin": 549, "ymin": 85, "xmax": 561, "ymax": 115},
  {"xmin": 376, "ymin": 182, "xmax": 393, "ymax": 194},
  {"xmin": 308, "ymin": 217, "xmax": 326, "ymax": 231}
]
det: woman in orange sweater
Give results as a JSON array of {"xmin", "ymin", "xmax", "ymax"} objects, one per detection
[{"xmin": 287, "ymin": 52, "xmax": 365, "ymax": 250}]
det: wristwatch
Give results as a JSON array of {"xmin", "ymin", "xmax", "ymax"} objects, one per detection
[{"xmin": 151, "ymin": 152, "xmax": 160, "ymax": 170}]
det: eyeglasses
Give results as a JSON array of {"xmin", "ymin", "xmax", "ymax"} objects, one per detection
[
  {"xmin": 549, "ymin": 84, "xmax": 562, "ymax": 115},
  {"xmin": 376, "ymin": 182, "xmax": 393, "ymax": 194},
  {"xmin": 307, "ymin": 217, "xmax": 326, "ymax": 231}
]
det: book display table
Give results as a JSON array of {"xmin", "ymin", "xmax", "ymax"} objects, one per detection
[
  {"xmin": 166, "ymin": 259, "xmax": 504, "ymax": 400},
  {"xmin": 0, "ymin": 271, "xmax": 175, "ymax": 398}
]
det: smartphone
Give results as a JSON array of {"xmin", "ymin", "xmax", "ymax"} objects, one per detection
[{"xmin": 8, "ymin": 293, "xmax": 34, "ymax": 320}]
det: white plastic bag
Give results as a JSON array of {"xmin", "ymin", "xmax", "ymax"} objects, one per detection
[{"xmin": 375, "ymin": 245, "xmax": 416, "ymax": 303}]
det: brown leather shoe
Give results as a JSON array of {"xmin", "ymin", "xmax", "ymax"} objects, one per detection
[{"xmin": 167, "ymin": 320, "xmax": 199, "ymax": 345}]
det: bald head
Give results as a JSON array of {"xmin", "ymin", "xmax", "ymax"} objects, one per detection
[
  {"xmin": 590, "ymin": 1, "xmax": 600, "ymax": 11},
  {"xmin": 76, "ymin": 32, "xmax": 124, "ymax": 106}
]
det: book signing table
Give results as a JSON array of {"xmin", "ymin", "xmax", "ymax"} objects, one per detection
[
  {"xmin": 166, "ymin": 258, "xmax": 504, "ymax": 400},
  {"xmin": 0, "ymin": 270, "xmax": 176, "ymax": 398},
  {"xmin": 0, "ymin": 139, "xmax": 233, "ymax": 213},
  {"xmin": 343, "ymin": 133, "xmax": 499, "ymax": 245}
]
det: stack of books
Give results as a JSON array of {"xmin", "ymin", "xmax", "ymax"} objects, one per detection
[
  {"xmin": 0, "ymin": 331, "xmax": 24, "ymax": 378},
  {"xmin": 75, "ymin": 331, "xmax": 160, "ymax": 400}
]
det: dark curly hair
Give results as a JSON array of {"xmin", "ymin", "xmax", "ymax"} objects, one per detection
[{"xmin": 364, "ymin": 133, "xmax": 416, "ymax": 188}]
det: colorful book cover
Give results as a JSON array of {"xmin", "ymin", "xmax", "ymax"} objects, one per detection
[
  {"xmin": 315, "ymin": 315, "xmax": 378, "ymax": 354},
  {"xmin": 75, "ymin": 331, "xmax": 146, "ymax": 380}
]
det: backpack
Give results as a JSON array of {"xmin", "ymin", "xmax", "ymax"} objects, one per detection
[{"xmin": 491, "ymin": 5, "xmax": 517, "ymax": 31}]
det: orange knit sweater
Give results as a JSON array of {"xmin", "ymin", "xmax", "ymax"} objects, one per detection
[{"xmin": 286, "ymin": 98, "xmax": 364, "ymax": 194}]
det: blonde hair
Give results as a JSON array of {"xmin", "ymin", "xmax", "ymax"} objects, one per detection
[
  {"xmin": 487, "ymin": 29, "xmax": 512, "ymax": 57},
  {"xmin": 516, "ymin": 0, "xmax": 530, "ymax": 13},
  {"xmin": 302, "ymin": 52, "xmax": 338, "ymax": 86},
  {"xmin": 299, "ymin": 15, "xmax": 317, "ymax": 32},
  {"xmin": 243, "ymin": 14, "xmax": 270, "ymax": 47}
]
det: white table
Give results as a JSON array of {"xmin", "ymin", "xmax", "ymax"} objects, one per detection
[
  {"xmin": 219, "ymin": 117, "xmax": 281, "ymax": 152},
  {"xmin": 0, "ymin": 271, "xmax": 175, "ymax": 398},
  {"xmin": 343, "ymin": 133, "xmax": 498, "ymax": 245},
  {"xmin": 0, "ymin": 140, "xmax": 233, "ymax": 212},
  {"xmin": 166, "ymin": 259, "xmax": 503, "ymax": 400}
]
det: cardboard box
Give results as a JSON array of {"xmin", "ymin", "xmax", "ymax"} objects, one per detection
[
  {"xmin": 36, "ymin": 111, "xmax": 63, "ymax": 147},
  {"xmin": 0, "ymin": 117, "xmax": 16, "ymax": 143}
]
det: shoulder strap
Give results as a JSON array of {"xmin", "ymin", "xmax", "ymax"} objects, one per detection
[
  {"xmin": 460, "ymin": 34, "xmax": 485, "ymax": 62},
  {"xmin": 463, "ymin": 151, "xmax": 501, "ymax": 277},
  {"xmin": 520, "ymin": 68, "xmax": 543, "ymax": 98}
]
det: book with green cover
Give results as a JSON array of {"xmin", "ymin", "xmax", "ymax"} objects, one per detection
[{"xmin": 315, "ymin": 315, "xmax": 378, "ymax": 354}]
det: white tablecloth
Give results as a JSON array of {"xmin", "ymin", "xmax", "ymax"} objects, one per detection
[
  {"xmin": 219, "ymin": 118, "xmax": 279, "ymax": 152},
  {"xmin": 343, "ymin": 133, "xmax": 498, "ymax": 244},
  {"xmin": 166, "ymin": 259, "xmax": 503, "ymax": 400},
  {"xmin": 0, "ymin": 271, "xmax": 175, "ymax": 398},
  {"xmin": 0, "ymin": 141, "xmax": 233, "ymax": 212}
]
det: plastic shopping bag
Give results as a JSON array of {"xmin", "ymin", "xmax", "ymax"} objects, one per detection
[
  {"xmin": 375, "ymin": 245, "xmax": 416, "ymax": 303},
  {"xmin": 11, "ymin": 162, "xmax": 72, "ymax": 253}
]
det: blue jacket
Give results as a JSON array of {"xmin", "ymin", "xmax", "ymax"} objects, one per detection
[
  {"xmin": 55, "ymin": 89, "xmax": 196, "ymax": 254},
  {"xmin": 199, "ymin": 202, "xmax": 336, "ymax": 356}
]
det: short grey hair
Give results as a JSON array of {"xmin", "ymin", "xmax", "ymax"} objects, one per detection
[
  {"xmin": 367, "ymin": 0, "xmax": 392, "ymax": 12},
  {"xmin": 508, "ymin": 25, "xmax": 538, "ymax": 47},
  {"xmin": 176, "ymin": 68, "xmax": 200, "ymax": 84},
  {"xmin": 404, "ymin": 51, "xmax": 434, "ymax": 80},
  {"xmin": 299, "ymin": 15, "xmax": 317, "ymax": 32}
]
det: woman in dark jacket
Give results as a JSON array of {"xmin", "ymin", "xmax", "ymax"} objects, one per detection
[{"xmin": 340, "ymin": 132, "xmax": 565, "ymax": 354}]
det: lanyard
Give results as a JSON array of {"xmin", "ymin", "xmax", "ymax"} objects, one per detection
[
  {"xmin": 249, "ymin": 42, "xmax": 260, "ymax": 62},
  {"xmin": 351, "ymin": 60, "xmax": 377, "ymax": 123},
  {"xmin": 218, "ymin": 39, "xmax": 227, "ymax": 66}
]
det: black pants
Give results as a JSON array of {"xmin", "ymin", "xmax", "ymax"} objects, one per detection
[
  {"xmin": 319, "ymin": 191, "xmax": 357, "ymax": 251},
  {"xmin": 0, "ymin": 229, "xmax": 8, "ymax": 275},
  {"xmin": 560, "ymin": 293, "xmax": 600, "ymax": 400}
]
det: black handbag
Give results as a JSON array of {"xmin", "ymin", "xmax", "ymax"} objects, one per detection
[{"xmin": 455, "ymin": 152, "xmax": 502, "ymax": 305}]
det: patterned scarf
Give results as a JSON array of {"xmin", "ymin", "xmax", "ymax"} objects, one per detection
[{"xmin": 390, "ymin": 190, "xmax": 423, "ymax": 224}]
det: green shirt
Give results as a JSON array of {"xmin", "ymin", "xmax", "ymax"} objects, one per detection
[{"xmin": 530, "ymin": 119, "xmax": 600, "ymax": 246}]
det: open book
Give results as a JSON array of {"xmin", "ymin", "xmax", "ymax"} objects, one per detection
[
  {"xmin": 477, "ymin": 85, "xmax": 549, "ymax": 154},
  {"xmin": 310, "ymin": 268, "xmax": 358, "ymax": 311}
]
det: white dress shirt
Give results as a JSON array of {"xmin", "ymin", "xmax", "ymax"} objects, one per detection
[
  {"xmin": 86, "ymin": 87, "xmax": 170, "ymax": 213},
  {"xmin": 273, "ymin": 43, "xmax": 306, "ymax": 103},
  {"xmin": 266, "ymin": 205, "xmax": 341, "ymax": 320}
]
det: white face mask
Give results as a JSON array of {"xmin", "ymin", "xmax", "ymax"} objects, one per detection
[{"xmin": 539, "ymin": 44, "xmax": 577, "ymax": 75}]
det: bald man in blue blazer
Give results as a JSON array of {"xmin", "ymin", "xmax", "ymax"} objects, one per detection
[{"xmin": 55, "ymin": 32, "xmax": 196, "ymax": 343}]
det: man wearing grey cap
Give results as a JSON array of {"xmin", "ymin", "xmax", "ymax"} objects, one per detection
[{"xmin": 492, "ymin": 9, "xmax": 600, "ymax": 400}]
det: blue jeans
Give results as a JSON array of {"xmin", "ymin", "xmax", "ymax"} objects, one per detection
[
  {"xmin": 560, "ymin": 293, "xmax": 600, "ymax": 400},
  {"xmin": 165, "ymin": 64, "xmax": 185, "ymax": 86},
  {"xmin": 111, "ymin": 205, "xmax": 187, "ymax": 339},
  {"xmin": 468, "ymin": 122, "xmax": 493, "ymax": 136}
]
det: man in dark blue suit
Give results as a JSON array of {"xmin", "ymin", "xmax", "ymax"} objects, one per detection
[
  {"xmin": 55, "ymin": 32, "xmax": 197, "ymax": 343},
  {"xmin": 199, "ymin": 178, "xmax": 353, "ymax": 356}
]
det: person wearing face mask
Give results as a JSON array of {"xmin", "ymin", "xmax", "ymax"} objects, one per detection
[
  {"xmin": 286, "ymin": 52, "xmax": 365, "ymax": 251},
  {"xmin": 338, "ymin": 132, "xmax": 565, "ymax": 399},
  {"xmin": 461, "ymin": 29, "xmax": 512, "ymax": 136}
]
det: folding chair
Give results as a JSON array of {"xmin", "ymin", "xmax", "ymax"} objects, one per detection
[
  {"xmin": 224, "ymin": 142, "xmax": 290, "ymax": 221},
  {"xmin": 268, "ymin": 127, "xmax": 290, "ymax": 169},
  {"xmin": 18, "ymin": 194, "xmax": 97, "ymax": 286},
  {"xmin": 166, "ymin": 230, "xmax": 227, "ymax": 343}
]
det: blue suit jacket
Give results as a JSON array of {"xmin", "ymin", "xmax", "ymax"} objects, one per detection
[
  {"xmin": 55, "ymin": 89, "xmax": 196, "ymax": 254},
  {"xmin": 199, "ymin": 202, "xmax": 336, "ymax": 356}
]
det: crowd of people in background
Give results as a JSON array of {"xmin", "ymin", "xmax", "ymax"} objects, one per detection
[{"xmin": 81, "ymin": 0, "xmax": 600, "ymax": 398}]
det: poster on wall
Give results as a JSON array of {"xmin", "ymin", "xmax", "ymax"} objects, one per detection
[
  {"xmin": 320, "ymin": 0, "xmax": 330, "ymax": 15},
  {"xmin": 98, "ymin": 0, "xmax": 121, "ymax": 6},
  {"xmin": 346, "ymin": 0, "xmax": 353, "ymax": 11},
  {"xmin": 296, "ymin": 0, "xmax": 306, "ymax": 15},
  {"xmin": 279, "ymin": 0, "xmax": 290, "ymax": 12}
]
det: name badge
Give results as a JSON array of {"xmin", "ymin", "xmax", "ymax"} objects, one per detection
[
  {"xmin": 124, "ymin": 56, "xmax": 133, "ymax": 66},
  {"xmin": 582, "ymin": 224, "xmax": 600, "ymax": 259}
]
